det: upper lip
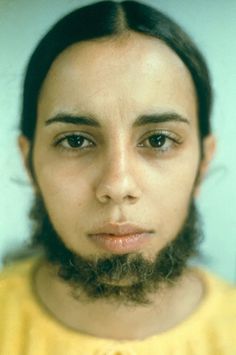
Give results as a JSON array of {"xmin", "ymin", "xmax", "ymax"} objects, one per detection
[{"xmin": 88, "ymin": 223, "xmax": 153, "ymax": 236}]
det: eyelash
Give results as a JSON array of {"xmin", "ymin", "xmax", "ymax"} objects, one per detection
[{"xmin": 53, "ymin": 131, "xmax": 182, "ymax": 154}]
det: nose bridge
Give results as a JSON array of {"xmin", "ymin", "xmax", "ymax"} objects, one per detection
[
  {"xmin": 95, "ymin": 133, "xmax": 141, "ymax": 204},
  {"xmin": 107, "ymin": 135, "xmax": 129, "ymax": 176},
  {"xmin": 102, "ymin": 133, "xmax": 134, "ymax": 187}
]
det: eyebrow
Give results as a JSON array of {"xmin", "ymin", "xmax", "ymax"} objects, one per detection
[
  {"xmin": 45, "ymin": 114, "xmax": 100, "ymax": 127},
  {"xmin": 45, "ymin": 112, "xmax": 190, "ymax": 128}
]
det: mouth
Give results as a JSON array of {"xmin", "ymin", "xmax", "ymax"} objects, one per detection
[{"xmin": 88, "ymin": 223, "xmax": 154, "ymax": 254}]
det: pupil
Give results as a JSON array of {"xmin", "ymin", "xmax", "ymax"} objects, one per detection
[
  {"xmin": 68, "ymin": 135, "xmax": 83, "ymax": 148},
  {"xmin": 149, "ymin": 135, "xmax": 165, "ymax": 147}
]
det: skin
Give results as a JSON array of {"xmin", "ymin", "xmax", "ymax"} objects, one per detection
[{"xmin": 20, "ymin": 32, "xmax": 215, "ymax": 339}]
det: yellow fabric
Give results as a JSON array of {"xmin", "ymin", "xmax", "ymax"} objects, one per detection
[{"xmin": 0, "ymin": 257, "xmax": 235, "ymax": 355}]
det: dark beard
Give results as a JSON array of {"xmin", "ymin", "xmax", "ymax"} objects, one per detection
[{"xmin": 29, "ymin": 195, "xmax": 203, "ymax": 306}]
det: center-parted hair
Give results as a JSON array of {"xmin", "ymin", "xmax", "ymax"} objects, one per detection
[{"xmin": 20, "ymin": 1, "xmax": 212, "ymax": 141}]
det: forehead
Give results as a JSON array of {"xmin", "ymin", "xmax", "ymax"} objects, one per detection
[{"xmin": 38, "ymin": 32, "xmax": 197, "ymax": 124}]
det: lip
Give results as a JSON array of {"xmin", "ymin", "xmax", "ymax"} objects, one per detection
[
  {"xmin": 88, "ymin": 223, "xmax": 154, "ymax": 254},
  {"xmin": 88, "ymin": 222, "xmax": 153, "ymax": 236}
]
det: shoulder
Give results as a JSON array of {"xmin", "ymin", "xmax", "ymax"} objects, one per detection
[
  {"xmin": 195, "ymin": 267, "xmax": 236, "ymax": 321},
  {"xmin": 198, "ymin": 267, "xmax": 236, "ymax": 297},
  {"xmin": 0, "ymin": 256, "xmax": 42, "ymax": 300}
]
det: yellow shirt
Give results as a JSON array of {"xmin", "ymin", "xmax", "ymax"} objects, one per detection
[{"xmin": 0, "ymin": 257, "xmax": 235, "ymax": 355}]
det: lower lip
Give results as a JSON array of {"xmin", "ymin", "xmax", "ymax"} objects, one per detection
[{"xmin": 89, "ymin": 233, "xmax": 152, "ymax": 254}]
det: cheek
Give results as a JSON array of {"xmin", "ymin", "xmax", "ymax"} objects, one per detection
[
  {"xmin": 146, "ymin": 152, "xmax": 199, "ymax": 201},
  {"xmin": 35, "ymin": 159, "xmax": 92, "ymax": 223},
  {"xmin": 36, "ymin": 165, "xmax": 96, "ymax": 253},
  {"xmin": 146, "ymin": 154, "xmax": 199, "ymax": 233}
]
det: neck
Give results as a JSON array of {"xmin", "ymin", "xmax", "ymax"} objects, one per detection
[{"xmin": 34, "ymin": 259, "xmax": 204, "ymax": 340}]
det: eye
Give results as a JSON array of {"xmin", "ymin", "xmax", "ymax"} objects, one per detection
[
  {"xmin": 139, "ymin": 132, "xmax": 181, "ymax": 152},
  {"xmin": 148, "ymin": 134, "xmax": 167, "ymax": 148},
  {"xmin": 55, "ymin": 134, "xmax": 95, "ymax": 150}
]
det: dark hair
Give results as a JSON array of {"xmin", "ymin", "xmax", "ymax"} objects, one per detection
[{"xmin": 20, "ymin": 0, "xmax": 212, "ymax": 141}]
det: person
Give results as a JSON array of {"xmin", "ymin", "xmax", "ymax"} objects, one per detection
[{"xmin": 0, "ymin": 1, "xmax": 235, "ymax": 354}]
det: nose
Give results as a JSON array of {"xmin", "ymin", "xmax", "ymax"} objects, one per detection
[{"xmin": 95, "ymin": 147, "xmax": 141, "ymax": 205}]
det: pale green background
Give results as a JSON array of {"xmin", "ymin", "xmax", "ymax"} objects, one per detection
[{"xmin": 0, "ymin": 0, "xmax": 235, "ymax": 282}]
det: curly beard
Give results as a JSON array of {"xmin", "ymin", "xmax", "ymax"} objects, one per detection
[{"xmin": 29, "ymin": 194, "xmax": 203, "ymax": 306}]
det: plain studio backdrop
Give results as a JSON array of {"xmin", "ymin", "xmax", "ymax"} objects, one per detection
[{"xmin": 0, "ymin": 0, "xmax": 235, "ymax": 282}]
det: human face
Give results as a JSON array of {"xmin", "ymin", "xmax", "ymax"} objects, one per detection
[{"xmin": 31, "ymin": 32, "xmax": 201, "ymax": 261}]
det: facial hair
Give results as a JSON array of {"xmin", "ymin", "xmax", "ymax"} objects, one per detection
[{"xmin": 28, "ymin": 194, "xmax": 203, "ymax": 306}]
